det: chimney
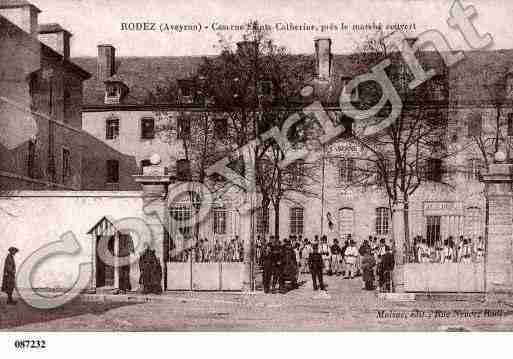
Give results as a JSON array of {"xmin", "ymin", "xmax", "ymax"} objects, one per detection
[
  {"xmin": 38, "ymin": 23, "xmax": 71, "ymax": 59},
  {"xmin": 97, "ymin": 44, "xmax": 115, "ymax": 81},
  {"xmin": 315, "ymin": 38, "xmax": 332, "ymax": 80},
  {"xmin": 0, "ymin": 0, "xmax": 41, "ymax": 37}
]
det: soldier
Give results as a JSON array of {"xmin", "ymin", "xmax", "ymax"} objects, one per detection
[
  {"xmin": 329, "ymin": 238, "xmax": 341, "ymax": 276},
  {"xmin": 361, "ymin": 248, "xmax": 376, "ymax": 290},
  {"xmin": 418, "ymin": 237, "xmax": 430, "ymax": 263},
  {"xmin": 379, "ymin": 245, "xmax": 395, "ymax": 292},
  {"xmin": 320, "ymin": 235, "xmax": 330, "ymax": 274},
  {"xmin": 2, "ymin": 247, "xmax": 18, "ymax": 304},
  {"xmin": 441, "ymin": 239, "xmax": 454, "ymax": 264},
  {"xmin": 459, "ymin": 238, "xmax": 472, "ymax": 263},
  {"xmin": 300, "ymin": 239, "xmax": 312, "ymax": 274},
  {"xmin": 475, "ymin": 236, "xmax": 485, "ymax": 262},
  {"xmin": 262, "ymin": 243, "xmax": 273, "ymax": 293},
  {"xmin": 308, "ymin": 243, "xmax": 325, "ymax": 291},
  {"xmin": 270, "ymin": 238, "xmax": 283, "ymax": 293},
  {"xmin": 344, "ymin": 240, "xmax": 358, "ymax": 279}
]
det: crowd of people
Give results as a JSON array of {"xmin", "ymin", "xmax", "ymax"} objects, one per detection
[
  {"xmin": 256, "ymin": 234, "xmax": 396, "ymax": 293},
  {"xmin": 407, "ymin": 235, "xmax": 485, "ymax": 264},
  {"xmin": 169, "ymin": 236, "xmax": 244, "ymax": 263}
]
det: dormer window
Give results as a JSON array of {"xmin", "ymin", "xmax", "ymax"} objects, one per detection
[
  {"xmin": 104, "ymin": 77, "xmax": 128, "ymax": 105},
  {"xmin": 106, "ymin": 84, "xmax": 118, "ymax": 97},
  {"xmin": 178, "ymin": 79, "xmax": 195, "ymax": 104}
]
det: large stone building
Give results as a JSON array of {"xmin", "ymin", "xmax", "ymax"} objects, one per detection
[
  {"xmin": 0, "ymin": 0, "xmax": 135, "ymax": 192},
  {"xmin": 0, "ymin": 0, "xmax": 89, "ymax": 190},
  {"xmin": 73, "ymin": 38, "xmax": 513, "ymax": 245}
]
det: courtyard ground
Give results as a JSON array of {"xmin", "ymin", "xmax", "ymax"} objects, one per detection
[{"xmin": 1, "ymin": 273, "xmax": 513, "ymax": 331}]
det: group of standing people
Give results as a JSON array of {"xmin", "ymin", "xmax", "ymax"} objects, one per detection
[
  {"xmin": 359, "ymin": 237, "xmax": 395, "ymax": 292},
  {"xmin": 411, "ymin": 235, "xmax": 485, "ymax": 264},
  {"xmin": 171, "ymin": 236, "xmax": 244, "ymax": 263},
  {"xmin": 261, "ymin": 237, "xmax": 299, "ymax": 293},
  {"xmin": 257, "ymin": 234, "xmax": 396, "ymax": 293}
]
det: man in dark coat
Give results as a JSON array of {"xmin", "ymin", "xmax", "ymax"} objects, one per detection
[
  {"xmin": 379, "ymin": 245, "xmax": 395, "ymax": 292},
  {"xmin": 360, "ymin": 248, "xmax": 376, "ymax": 290},
  {"xmin": 281, "ymin": 240, "xmax": 298, "ymax": 291},
  {"xmin": 270, "ymin": 238, "xmax": 283, "ymax": 293},
  {"xmin": 2, "ymin": 247, "xmax": 18, "ymax": 304},
  {"xmin": 261, "ymin": 243, "xmax": 273, "ymax": 293},
  {"xmin": 308, "ymin": 243, "xmax": 325, "ymax": 291}
]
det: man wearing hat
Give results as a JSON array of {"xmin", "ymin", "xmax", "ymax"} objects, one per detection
[
  {"xmin": 308, "ymin": 243, "xmax": 325, "ymax": 291},
  {"xmin": 2, "ymin": 247, "xmax": 18, "ymax": 304}
]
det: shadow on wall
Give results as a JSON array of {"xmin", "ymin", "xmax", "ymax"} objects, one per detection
[{"xmin": 81, "ymin": 131, "xmax": 140, "ymax": 190}]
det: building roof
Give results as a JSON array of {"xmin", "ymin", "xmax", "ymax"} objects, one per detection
[
  {"xmin": 74, "ymin": 48, "xmax": 513, "ymax": 109},
  {"xmin": 0, "ymin": 0, "xmax": 40, "ymax": 12},
  {"xmin": 73, "ymin": 56, "xmax": 206, "ymax": 106},
  {"xmin": 0, "ymin": 14, "xmax": 90, "ymax": 79},
  {"xmin": 38, "ymin": 23, "xmax": 71, "ymax": 35}
]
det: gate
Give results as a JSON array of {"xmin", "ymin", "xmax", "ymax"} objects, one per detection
[
  {"xmin": 166, "ymin": 242, "xmax": 245, "ymax": 291},
  {"xmin": 404, "ymin": 263, "xmax": 484, "ymax": 292}
]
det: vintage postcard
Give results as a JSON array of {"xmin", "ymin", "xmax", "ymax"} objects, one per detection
[{"xmin": 1, "ymin": 0, "xmax": 513, "ymax": 348}]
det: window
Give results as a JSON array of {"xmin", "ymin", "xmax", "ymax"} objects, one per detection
[
  {"xmin": 375, "ymin": 207, "xmax": 390, "ymax": 235},
  {"xmin": 177, "ymin": 117, "xmax": 190, "ymax": 139},
  {"xmin": 62, "ymin": 148, "xmax": 71, "ymax": 182},
  {"xmin": 106, "ymin": 118, "xmax": 119, "ymax": 140},
  {"xmin": 141, "ymin": 118, "xmax": 155, "ymax": 139},
  {"xmin": 467, "ymin": 158, "xmax": 483, "ymax": 180},
  {"xmin": 213, "ymin": 208, "xmax": 227, "ymax": 235},
  {"xmin": 170, "ymin": 205, "xmax": 193, "ymax": 239},
  {"xmin": 140, "ymin": 159, "xmax": 151, "ymax": 175},
  {"xmin": 257, "ymin": 206, "xmax": 269, "ymax": 234},
  {"xmin": 289, "ymin": 207, "xmax": 304, "ymax": 235},
  {"xmin": 338, "ymin": 208, "xmax": 354, "ymax": 239},
  {"xmin": 180, "ymin": 85, "xmax": 192, "ymax": 97},
  {"xmin": 338, "ymin": 158, "xmax": 354, "ymax": 183},
  {"xmin": 106, "ymin": 84, "xmax": 118, "ymax": 97},
  {"xmin": 176, "ymin": 159, "xmax": 191, "ymax": 181},
  {"xmin": 465, "ymin": 207, "xmax": 482, "ymax": 239},
  {"xmin": 290, "ymin": 159, "xmax": 305, "ymax": 184},
  {"xmin": 106, "ymin": 159, "xmax": 119, "ymax": 183},
  {"xmin": 467, "ymin": 112, "xmax": 482, "ymax": 137},
  {"xmin": 214, "ymin": 118, "xmax": 227, "ymax": 139},
  {"xmin": 426, "ymin": 216, "xmax": 441, "ymax": 246},
  {"xmin": 27, "ymin": 139, "xmax": 36, "ymax": 178},
  {"xmin": 508, "ymin": 113, "xmax": 513, "ymax": 136},
  {"xmin": 425, "ymin": 158, "xmax": 443, "ymax": 182}
]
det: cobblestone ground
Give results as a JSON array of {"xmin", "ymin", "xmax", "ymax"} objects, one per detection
[{"xmin": 2, "ymin": 273, "xmax": 513, "ymax": 331}]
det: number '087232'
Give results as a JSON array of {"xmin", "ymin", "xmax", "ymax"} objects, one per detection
[{"xmin": 14, "ymin": 339, "xmax": 46, "ymax": 349}]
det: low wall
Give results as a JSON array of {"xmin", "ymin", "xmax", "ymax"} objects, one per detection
[{"xmin": 0, "ymin": 191, "xmax": 143, "ymax": 289}]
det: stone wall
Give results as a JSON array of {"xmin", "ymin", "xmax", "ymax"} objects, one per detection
[{"xmin": 0, "ymin": 191, "xmax": 143, "ymax": 289}]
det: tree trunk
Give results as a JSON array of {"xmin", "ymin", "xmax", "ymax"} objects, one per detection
[{"xmin": 273, "ymin": 200, "xmax": 280, "ymax": 240}]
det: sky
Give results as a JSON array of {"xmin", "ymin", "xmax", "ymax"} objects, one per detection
[{"xmin": 28, "ymin": 0, "xmax": 513, "ymax": 57}]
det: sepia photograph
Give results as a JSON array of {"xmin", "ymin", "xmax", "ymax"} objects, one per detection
[{"xmin": 1, "ymin": 0, "xmax": 513, "ymax": 354}]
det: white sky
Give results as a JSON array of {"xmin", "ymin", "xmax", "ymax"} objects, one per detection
[{"xmin": 29, "ymin": 0, "xmax": 513, "ymax": 57}]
